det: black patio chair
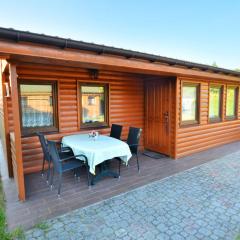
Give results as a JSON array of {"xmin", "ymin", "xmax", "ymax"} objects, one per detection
[
  {"xmin": 48, "ymin": 140, "xmax": 90, "ymax": 197},
  {"xmin": 36, "ymin": 132, "xmax": 73, "ymax": 183},
  {"xmin": 110, "ymin": 124, "xmax": 123, "ymax": 140},
  {"xmin": 118, "ymin": 127, "xmax": 142, "ymax": 176}
]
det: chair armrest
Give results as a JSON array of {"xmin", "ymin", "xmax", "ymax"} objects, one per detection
[
  {"xmin": 60, "ymin": 146, "xmax": 72, "ymax": 152},
  {"xmin": 60, "ymin": 154, "xmax": 88, "ymax": 162},
  {"xmin": 75, "ymin": 154, "xmax": 88, "ymax": 162},
  {"xmin": 128, "ymin": 143, "xmax": 139, "ymax": 147}
]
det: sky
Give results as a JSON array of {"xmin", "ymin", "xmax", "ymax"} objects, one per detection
[{"xmin": 0, "ymin": 0, "xmax": 239, "ymax": 70}]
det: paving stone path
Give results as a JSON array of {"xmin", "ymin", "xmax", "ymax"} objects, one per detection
[{"xmin": 25, "ymin": 151, "xmax": 240, "ymax": 240}]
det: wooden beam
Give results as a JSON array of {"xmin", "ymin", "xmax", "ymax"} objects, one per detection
[
  {"xmin": 0, "ymin": 53, "xmax": 10, "ymax": 60},
  {"xmin": 0, "ymin": 41, "xmax": 239, "ymax": 82},
  {"xmin": 174, "ymin": 78, "xmax": 180, "ymax": 159},
  {"xmin": 9, "ymin": 64, "xmax": 25, "ymax": 201}
]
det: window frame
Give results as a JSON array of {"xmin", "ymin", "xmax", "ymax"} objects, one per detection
[
  {"xmin": 79, "ymin": 82, "xmax": 109, "ymax": 129},
  {"xmin": 180, "ymin": 82, "xmax": 200, "ymax": 126},
  {"xmin": 18, "ymin": 80, "xmax": 59, "ymax": 136},
  {"xmin": 225, "ymin": 85, "xmax": 239, "ymax": 120},
  {"xmin": 208, "ymin": 84, "xmax": 223, "ymax": 123}
]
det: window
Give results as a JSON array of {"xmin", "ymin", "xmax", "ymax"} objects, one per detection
[
  {"xmin": 226, "ymin": 86, "xmax": 238, "ymax": 119},
  {"xmin": 181, "ymin": 83, "xmax": 199, "ymax": 124},
  {"xmin": 209, "ymin": 85, "xmax": 222, "ymax": 122},
  {"xmin": 80, "ymin": 84, "xmax": 108, "ymax": 128},
  {"xmin": 19, "ymin": 81, "xmax": 58, "ymax": 135}
]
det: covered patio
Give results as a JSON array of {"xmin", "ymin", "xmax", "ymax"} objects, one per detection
[{"xmin": 3, "ymin": 141, "xmax": 240, "ymax": 230}]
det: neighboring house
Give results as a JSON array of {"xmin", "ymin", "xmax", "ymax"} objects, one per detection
[{"xmin": 0, "ymin": 27, "xmax": 240, "ymax": 201}]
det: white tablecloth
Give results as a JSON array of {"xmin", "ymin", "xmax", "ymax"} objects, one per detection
[{"xmin": 62, "ymin": 134, "xmax": 132, "ymax": 175}]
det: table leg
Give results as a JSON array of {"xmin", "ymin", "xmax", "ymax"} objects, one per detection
[{"xmin": 91, "ymin": 160, "xmax": 119, "ymax": 185}]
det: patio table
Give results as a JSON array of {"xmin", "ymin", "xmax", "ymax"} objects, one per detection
[{"xmin": 62, "ymin": 134, "xmax": 132, "ymax": 182}]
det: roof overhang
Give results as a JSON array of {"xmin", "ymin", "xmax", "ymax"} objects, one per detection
[{"xmin": 0, "ymin": 40, "xmax": 239, "ymax": 82}]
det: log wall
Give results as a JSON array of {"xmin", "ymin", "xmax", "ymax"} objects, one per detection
[
  {"xmin": 176, "ymin": 77, "xmax": 240, "ymax": 158},
  {"xmin": 0, "ymin": 61, "xmax": 4, "ymax": 142},
  {"xmin": 5, "ymin": 63, "xmax": 240, "ymax": 174}
]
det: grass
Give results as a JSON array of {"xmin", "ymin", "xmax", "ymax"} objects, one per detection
[
  {"xmin": 0, "ymin": 178, "xmax": 25, "ymax": 240},
  {"xmin": 34, "ymin": 222, "xmax": 49, "ymax": 232}
]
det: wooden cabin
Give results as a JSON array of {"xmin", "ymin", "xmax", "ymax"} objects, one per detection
[{"xmin": 0, "ymin": 27, "xmax": 240, "ymax": 201}]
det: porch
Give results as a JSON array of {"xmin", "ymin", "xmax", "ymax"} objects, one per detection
[
  {"xmin": 3, "ymin": 141, "xmax": 240, "ymax": 230},
  {"xmin": 1, "ymin": 59, "xmax": 178, "ymax": 202}
]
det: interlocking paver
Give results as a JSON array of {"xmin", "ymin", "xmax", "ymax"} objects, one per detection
[{"xmin": 25, "ymin": 151, "xmax": 240, "ymax": 239}]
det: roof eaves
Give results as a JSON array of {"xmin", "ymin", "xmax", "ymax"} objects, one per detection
[{"xmin": 0, "ymin": 27, "xmax": 239, "ymax": 77}]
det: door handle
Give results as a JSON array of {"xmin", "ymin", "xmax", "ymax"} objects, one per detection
[
  {"xmin": 163, "ymin": 112, "xmax": 169, "ymax": 123},
  {"xmin": 163, "ymin": 112, "xmax": 169, "ymax": 133}
]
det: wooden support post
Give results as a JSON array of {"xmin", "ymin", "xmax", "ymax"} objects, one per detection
[
  {"xmin": 173, "ymin": 77, "xmax": 180, "ymax": 159},
  {"xmin": 1, "ymin": 59, "xmax": 9, "ymax": 73},
  {"xmin": 9, "ymin": 64, "xmax": 25, "ymax": 201},
  {"xmin": 1, "ymin": 69, "xmax": 13, "ymax": 177}
]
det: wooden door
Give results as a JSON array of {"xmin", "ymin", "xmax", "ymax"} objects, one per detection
[{"xmin": 145, "ymin": 79, "xmax": 172, "ymax": 155}]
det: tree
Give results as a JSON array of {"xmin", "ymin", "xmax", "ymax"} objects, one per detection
[{"xmin": 212, "ymin": 61, "xmax": 218, "ymax": 67}]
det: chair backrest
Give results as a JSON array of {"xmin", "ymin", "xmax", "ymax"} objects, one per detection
[
  {"xmin": 110, "ymin": 124, "xmax": 123, "ymax": 140},
  {"xmin": 36, "ymin": 132, "xmax": 50, "ymax": 162},
  {"xmin": 47, "ymin": 140, "xmax": 62, "ymax": 173},
  {"xmin": 127, "ymin": 127, "xmax": 142, "ymax": 154}
]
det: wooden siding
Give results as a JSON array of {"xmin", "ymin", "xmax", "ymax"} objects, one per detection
[
  {"xmin": 0, "ymin": 61, "xmax": 4, "ymax": 142},
  {"xmin": 16, "ymin": 64, "xmax": 145, "ymax": 174},
  {"xmin": 176, "ymin": 77, "xmax": 240, "ymax": 158}
]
